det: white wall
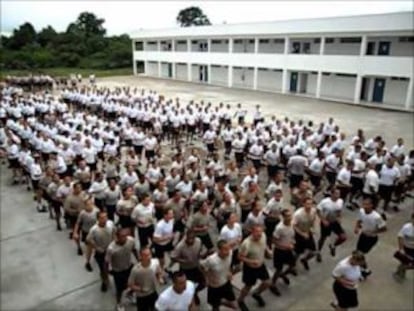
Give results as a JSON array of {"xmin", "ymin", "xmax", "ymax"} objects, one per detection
[
  {"xmin": 175, "ymin": 63, "xmax": 188, "ymax": 80},
  {"xmin": 160, "ymin": 63, "xmax": 170, "ymax": 78},
  {"xmin": 233, "ymin": 40, "xmax": 255, "ymax": 53},
  {"xmin": 325, "ymin": 41, "xmax": 360, "ymax": 55},
  {"xmin": 191, "ymin": 64, "xmax": 200, "ymax": 82},
  {"xmin": 145, "ymin": 42, "xmax": 158, "ymax": 51},
  {"xmin": 175, "ymin": 41, "xmax": 187, "ymax": 52},
  {"xmin": 211, "ymin": 40, "xmax": 229, "ymax": 52},
  {"xmin": 257, "ymin": 69, "xmax": 283, "ymax": 91},
  {"xmin": 146, "ymin": 61, "xmax": 159, "ymax": 76},
  {"xmin": 366, "ymin": 36, "xmax": 414, "ymax": 57},
  {"xmin": 210, "ymin": 65, "xmax": 228, "ymax": 86},
  {"xmin": 233, "ymin": 67, "xmax": 254, "ymax": 89},
  {"xmin": 307, "ymin": 73, "xmax": 318, "ymax": 95},
  {"xmin": 320, "ymin": 74, "xmax": 356, "ymax": 101},
  {"xmin": 383, "ymin": 78, "xmax": 409, "ymax": 106},
  {"xmin": 258, "ymin": 39, "xmax": 285, "ymax": 54}
]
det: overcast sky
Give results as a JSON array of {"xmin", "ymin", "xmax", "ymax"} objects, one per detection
[{"xmin": 1, "ymin": 1, "xmax": 413, "ymax": 36}]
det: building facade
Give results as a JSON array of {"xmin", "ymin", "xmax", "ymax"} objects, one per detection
[{"xmin": 131, "ymin": 12, "xmax": 414, "ymax": 110}]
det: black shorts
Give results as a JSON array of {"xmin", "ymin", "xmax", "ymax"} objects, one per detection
[
  {"xmin": 87, "ymin": 162, "xmax": 97, "ymax": 172},
  {"xmin": 81, "ymin": 230, "xmax": 89, "ymax": 243},
  {"xmin": 242, "ymin": 264, "xmax": 270, "ymax": 286},
  {"xmin": 294, "ymin": 232, "xmax": 316, "ymax": 254},
  {"xmin": 125, "ymin": 139, "xmax": 132, "ymax": 147},
  {"xmin": 333, "ymin": 281, "xmax": 358, "ymax": 309},
  {"xmin": 145, "ymin": 150, "xmax": 155, "ymax": 160},
  {"xmin": 198, "ymin": 234, "xmax": 214, "ymax": 250},
  {"xmin": 207, "ymin": 143, "xmax": 215, "ymax": 153},
  {"xmin": 112, "ymin": 266, "xmax": 133, "ymax": 298},
  {"xmin": 290, "ymin": 174, "xmax": 304, "ymax": 188},
  {"xmin": 153, "ymin": 241, "xmax": 174, "ymax": 258},
  {"xmin": 81, "ymin": 181, "xmax": 91, "ymax": 191},
  {"xmin": 207, "ymin": 281, "xmax": 236, "ymax": 308},
  {"xmin": 31, "ymin": 179, "xmax": 40, "ymax": 191},
  {"xmin": 273, "ymin": 248, "xmax": 296, "ymax": 270},
  {"xmin": 136, "ymin": 292, "xmax": 158, "ymax": 311},
  {"xmin": 231, "ymin": 249, "xmax": 240, "ymax": 267},
  {"xmin": 181, "ymin": 267, "xmax": 205, "ymax": 286},
  {"xmin": 350, "ymin": 177, "xmax": 364, "ymax": 194},
  {"xmin": 118, "ymin": 214, "xmax": 134, "ymax": 229},
  {"xmin": 65, "ymin": 214, "xmax": 78, "ymax": 229},
  {"xmin": 133, "ymin": 145, "xmax": 143, "ymax": 155},
  {"xmin": 338, "ymin": 186, "xmax": 350, "ymax": 200},
  {"xmin": 173, "ymin": 220, "xmax": 185, "ymax": 233},
  {"xmin": 267, "ymin": 165, "xmax": 278, "ymax": 179},
  {"xmin": 8, "ymin": 158, "xmax": 19, "ymax": 169},
  {"xmin": 326, "ymin": 171, "xmax": 337, "ymax": 185},
  {"xmin": 309, "ymin": 175, "xmax": 322, "ymax": 188},
  {"xmin": 356, "ymin": 233, "xmax": 378, "ymax": 254},
  {"xmin": 137, "ymin": 225, "xmax": 154, "ymax": 248},
  {"xmin": 378, "ymin": 184, "xmax": 394, "ymax": 202},
  {"xmin": 320, "ymin": 221, "xmax": 345, "ymax": 238},
  {"xmin": 94, "ymin": 251, "xmax": 107, "ymax": 273}
]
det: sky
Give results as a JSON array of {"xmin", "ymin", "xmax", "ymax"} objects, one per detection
[{"xmin": 1, "ymin": 1, "xmax": 413, "ymax": 36}]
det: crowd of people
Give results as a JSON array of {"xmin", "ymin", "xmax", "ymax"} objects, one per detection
[{"xmin": 1, "ymin": 82, "xmax": 413, "ymax": 311}]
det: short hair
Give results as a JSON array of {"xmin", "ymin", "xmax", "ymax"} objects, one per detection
[
  {"xmin": 171, "ymin": 271, "xmax": 186, "ymax": 282},
  {"xmin": 216, "ymin": 239, "xmax": 228, "ymax": 250}
]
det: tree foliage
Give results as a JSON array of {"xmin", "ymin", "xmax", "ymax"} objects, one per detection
[
  {"xmin": 1, "ymin": 12, "xmax": 132, "ymax": 71},
  {"xmin": 176, "ymin": 6, "xmax": 211, "ymax": 27}
]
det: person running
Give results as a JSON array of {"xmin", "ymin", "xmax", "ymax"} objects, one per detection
[
  {"xmin": 155, "ymin": 271, "xmax": 196, "ymax": 311},
  {"xmin": 64, "ymin": 182, "xmax": 86, "ymax": 239},
  {"xmin": 270, "ymin": 209, "xmax": 297, "ymax": 296},
  {"xmin": 128, "ymin": 247, "xmax": 164, "ymax": 311},
  {"xmin": 354, "ymin": 197, "xmax": 387, "ymax": 279},
  {"xmin": 316, "ymin": 188, "xmax": 347, "ymax": 262},
  {"xmin": 106, "ymin": 228, "xmax": 139, "ymax": 311},
  {"xmin": 170, "ymin": 230, "xmax": 206, "ymax": 306},
  {"xmin": 393, "ymin": 213, "xmax": 414, "ymax": 281},
  {"xmin": 200, "ymin": 239, "xmax": 238, "ymax": 311},
  {"xmin": 331, "ymin": 251, "xmax": 366, "ymax": 311},
  {"xmin": 293, "ymin": 197, "xmax": 317, "ymax": 271},
  {"xmin": 152, "ymin": 208, "xmax": 175, "ymax": 273},
  {"xmin": 131, "ymin": 193, "xmax": 155, "ymax": 248},
  {"xmin": 86, "ymin": 211, "xmax": 116, "ymax": 292},
  {"xmin": 237, "ymin": 224, "xmax": 272, "ymax": 311}
]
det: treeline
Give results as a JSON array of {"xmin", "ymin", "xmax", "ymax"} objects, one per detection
[{"xmin": 0, "ymin": 12, "xmax": 132, "ymax": 71}]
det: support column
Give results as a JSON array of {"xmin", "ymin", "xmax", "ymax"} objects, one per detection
[
  {"xmin": 254, "ymin": 38, "xmax": 259, "ymax": 54},
  {"xmin": 320, "ymin": 36, "xmax": 325, "ymax": 55},
  {"xmin": 316, "ymin": 71, "xmax": 322, "ymax": 98},
  {"xmin": 131, "ymin": 40, "xmax": 137, "ymax": 75},
  {"xmin": 284, "ymin": 37, "xmax": 290, "ymax": 54},
  {"xmin": 405, "ymin": 77, "xmax": 413, "ymax": 109},
  {"xmin": 158, "ymin": 62, "xmax": 162, "ymax": 77},
  {"xmin": 229, "ymin": 38, "xmax": 233, "ymax": 53},
  {"xmin": 282, "ymin": 69, "xmax": 288, "ymax": 94},
  {"xmin": 207, "ymin": 38, "xmax": 211, "ymax": 53},
  {"xmin": 188, "ymin": 64, "xmax": 192, "ymax": 82},
  {"xmin": 354, "ymin": 75, "xmax": 362, "ymax": 104},
  {"xmin": 207, "ymin": 65, "xmax": 211, "ymax": 84},
  {"xmin": 157, "ymin": 40, "xmax": 161, "ymax": 52},
  {"xmin": 187, "ymin": 39, "xmax": 191, "ymax": 52},
  {"xmin": 172, "ymin": 63, "xmax": 176, "ymax": 79},
  {"xmin": 360, "ymin": 35, "xmax": 367, "ymax": 56},
  {"xmin": 228, "ymin": 66, "xmax": 233, "ymax": 87},
  {"xmin": 253, "ymin": 67, "xmax": 258, "ymax": 90}
]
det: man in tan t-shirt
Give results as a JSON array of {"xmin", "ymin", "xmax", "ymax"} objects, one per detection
[
  {"xmin": 128, "ymin": 247, "xmax": 164, "ymax": 311},
  {"xmin": 64, "ymin": 182, "xmax": 86, "ymax": 239},
  {"xmin": 238, "ymin": 225, "xmax": 272, "ymax": 311}
]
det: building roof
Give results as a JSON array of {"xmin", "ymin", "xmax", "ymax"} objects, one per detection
[{"xmin": 130, "ymin": 11, "xmax": 414, "ymax": 39}]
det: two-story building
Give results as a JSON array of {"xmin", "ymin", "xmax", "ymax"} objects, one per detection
[{"xmin": 131, "ymin": 12, "xmax": 414, "ymax": 110}]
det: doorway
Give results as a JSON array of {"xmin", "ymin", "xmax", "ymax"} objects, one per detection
[
  {"xmin": 360, "ymin": 77, "xmax": 369, "ymax": 100},
  {"xmin": 290, "ymin": 72, "xmax": 298, "ymax": 92},
  {"xmin": 372, "ymin": 78, "xmax": 386, "ymax": 103},
  {"xmin": 366, "ymin": 42, "xmax": 375, "ymax": 55},
  {"xmin": 378, "ymin": 41, "xmax": 391, "ymax": 56}
]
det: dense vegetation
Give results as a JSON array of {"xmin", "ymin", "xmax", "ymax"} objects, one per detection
[{"xmin": 0, "ymin": 12, "xmax": 132, "ymax": 72}]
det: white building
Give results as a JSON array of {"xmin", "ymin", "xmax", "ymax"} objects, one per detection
[{"xmin": 131, "ymin": 12, "xmax": 414, "ymax": 111}]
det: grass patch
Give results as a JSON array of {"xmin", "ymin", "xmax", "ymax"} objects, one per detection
[{"xmin": 0, "ymin": 67, "xmax": 132, "ymax": 79}]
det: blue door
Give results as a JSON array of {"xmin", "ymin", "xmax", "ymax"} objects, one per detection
[
  {"xmin": 290, "ymin": 72, "xmax": 298, "ymax": 92},
  {"xmin": 378, "ymin": 42, "xmax": 390, "ymax": 55},
  {"xmin": 372, "ymin": 78, "xmax": 385, "ymax": 103}
]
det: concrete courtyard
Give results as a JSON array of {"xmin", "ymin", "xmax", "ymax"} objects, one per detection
[{"xmin": 1, "ymin": 75, "xmax": 413, "ymax": 311}]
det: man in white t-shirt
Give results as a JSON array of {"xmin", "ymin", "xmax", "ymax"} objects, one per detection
[
  {"xmin": 394, "ymin": 213, "xmax": 414, "ymax": 280},
  {"xmin": 155, "ymin": 271, "xmax": 196, "ymax": 311}
]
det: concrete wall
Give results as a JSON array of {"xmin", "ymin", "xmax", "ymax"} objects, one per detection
[
  {"xmin": 383, "ymin": 78, "xmax": 409, "ymax": 106},
  {"xmin": 366, "ymin": 36, "xmax": 414, "ymax": 57},
  {"xmin": 320, "ymin": 74, "xmax": 356, "ymax": 101},
  {"xmin": 257, "ymin": 68, "xmax": 283, "ymax": 91},
  {"xmin": 325, "ymin": 40, "xmax": 361, "ymax": 55},
  {"xmin": 307, "ymin": 72, "xmax": 318, "ymax": 95},
  {"xmin": 175, "ymin": 63, "xmax": 188, "ymax": 80},
  {"xmin": 210, "ymin": 65, "xmax": 228, "ymax": 86},
  {"xmin": 233, "ymin": 67, "xmax": 254, "ymax": 89},
  {"xmin": 160, "ymin": 62, "xmax": 170, "ymax": 78},
  {"xmin": 145, "ymin": 42, "xmax": 158, "ymax": 51},
  {"xmin": 191, "ymin": 64, "xmax": 200, "ymax": 82},
  {"xmin": 258, "ymin": 39, "xmax": 285, "ymax": 54},
  {"xmin": 175, "ymin": 41, "xmax": 187, "ymax": 52},
  {"xmin": 211, "ymin": 40, "xmax": 229, "ymax": 53},
  {"xmin": 233, "ymin": 39, "xmax": 255, "ymax": 53},
  {"xmin": 146, "ymin": 61, "xmax": 159, "ymax": 76}
]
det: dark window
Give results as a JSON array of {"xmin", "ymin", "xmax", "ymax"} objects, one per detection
[
  {"xmin": 177, "ymin": 40, "xmax": 186, "ymax": 44},
  {"xmin": 233, "ymin": 66, "xmax": 242, "ymax": 70},
  {"xmin": 272, "ymin": 69, "xmax": 283, "ymax": 72},
  {"xmin": 212, "ymin": 40, "xmax": 222, "ymax": 44},
  {"xmin": 135, "ymin": 41, "xmax": 143, "ymax": 51},
  {"xmin": 247, "ymin": 67, "xmax": 254, "ymax": 70},
  {"xmin": 336, "ymin": 73, "xmax": 357, "ymax": 78},
  {"xmin": 326, "ymin": 38, "xmax": 335, "ymax": 44},
  {"xmin": 340, "ymin": 37, "xmax": 362, "ymax": 43},
  {"xmin": 260, "ymin": 39, "xmax": 269, "ymax": 44},
  {"xmin": 192, "ymin": 40, "xmax": 198, "ymax": 44},
  {"xmin": 148, "ymin": 41, "xmax": 157, "ymax": 45},
  {"xmin": 391, "ymin": 77, "xmax": 409, "ymax": 81},
  {"xmin": 399, "ymin": 36, "xmax": 414, "ymax": 42},
  {"xmin": 211, "ymin": 65, "xmax": 221, "ymax": 68},
  {"xmin": 234, "ymin": 39, "xmax": 243, "ymax": 44},
  {"xmin": 310, "ymin": 71, "xmax": 318, "ymax": 75},
  {"xmin": 314, "ymin": 38, "xmax": 321, "ymax": 44},
  {"xmin": 274, "ymin": 39, "xmax": 284, "ymax": 44},
  {"xmin": 322, "ymin": 72, "xmax": 331, "ymax": 76},
  {"xmin": 259, "ymin": 68, "xmax": 269, "ymax": 71},
  {"xmin": 249, "ymin": 39, "xmax": 255, "ymax": 44}
]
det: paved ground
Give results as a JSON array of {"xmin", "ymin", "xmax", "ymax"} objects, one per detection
[{"xmin": 1, "ymin": 75, "xmax": 413, "ymax": 311}]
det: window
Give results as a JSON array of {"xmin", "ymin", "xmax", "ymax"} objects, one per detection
[
  {"xmin": 234, "ymin": 39, "xmax": 243, "ymax": 44},
  {"xmin": 322, "ymin": 72, "xmax": 331, "ymax": 76},
  {"xmin": 211, "ymin": 65, "xmax": 221, "ymax": 68},
  {"xmin": 249, "ymin": 39, "xmax": 255, "ymax": 44},
  {"xmin": 212, "ymin": 40, "xmax": 222, "ymax": 44},
  {"xmin": 340, "ymin": 37, "xmax": 362, "ymax": 43},
  {"xmin": 177, "ymin": 40, "xmax": 186, "ymax": 44},
  {"xmin": 325, "ymin": 38, "xmax": 335, "ymax": 44},
  {"xmin": 192, "ymin": 40, "xmax": 198, "ymax": 44},
  {"xmin": 399, "ymin": 36, "xmax": 414, "ymax": 42},
  {"xmin": 148, "ymin": 41, "xmax": 157, "ymax": 45},
  {"xmin": 260, "ymin": 39, "xmax": 269, "ymax": 44},
  {"xmin": 310, "ymin": 71, "xmax": 318, "ymax": 75},
  {"xmin": 134, "ymin": 41, "xmax": 143, "ymax": 51},
  {"xmin": 274, "ymin": 39, "xmax": 284, "ymax": 44},
  {"xmin": 336, "ymin": 73, "xmax": 357, "ymax": 78},
  {"xmin": 272, "ymin": 69, "xmax": 283, "ymax": 72},
  {"xmin": 259, "ymin": 68, "xmax": 269, "ymax": 71},
  {"xmin": 314, "ymin": 38, "xmax": 321, "ymax": 44},
  {"xmin": 391, "ymin": 77, "xmax": 409, "ymax": 81}
]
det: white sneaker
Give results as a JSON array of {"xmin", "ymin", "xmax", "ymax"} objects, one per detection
[{"xmin": 116, "ymin": 304, "xmax": 125, "ymax": 311}]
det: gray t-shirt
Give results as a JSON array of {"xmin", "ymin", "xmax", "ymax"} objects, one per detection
[
  {"xmin": 106, "ymin": 236, "xmax": 135, "ymax": 272},
  {"xmin": 128, "ymin": 259, "xmax": 161, "ymax": 297},
  {"xmin": 171, "ymin": 238, "xmax": 202, "ymax": 270},
  {"xmin": 78, "ymin": 207, "xmax": 99, "ymax": 232},
  {"xmin": 86, "ymin": 221, "xmax": 115, "ymax": 252}
]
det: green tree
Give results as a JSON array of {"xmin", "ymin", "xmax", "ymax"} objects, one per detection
[
  {"xmin": 176, "ymin": 6, "xmax": 211, "ymax": 27},
  {"xmin": 6, "ymin": 22, "xmax": 37, "ymax": 49},
  {"xmin": 73, "ymin": 12, "xmax": 106, "ymax": 38},
  {"xmin": 37, "ymin": 26, "xmax": 58, "ymax": 48}
]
